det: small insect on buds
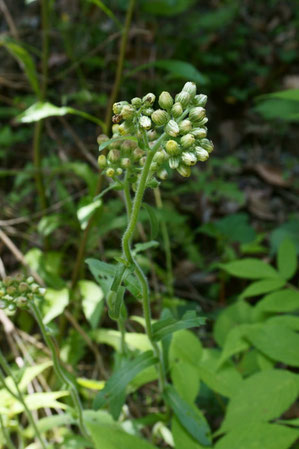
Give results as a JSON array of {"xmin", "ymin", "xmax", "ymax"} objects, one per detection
[
  {"xmin": 171, "ymin": 102, "xmax": 183, "ymax": 118},
  {"xmin": 189, "ymin": 107, "xmax": 206, "ymax": 122},
  {"xmin": 139, "ymin": 115, "xmax": 152, "ymax": 130},
  {"xmin": 182, "ymin": 151, "xmax": 197, "ymax": 166},
  {"xmin": 195, "ymin": 146, "xmax": 209, "ymax": 161},
  {"xmin": 131, "ymin": 97, "xmax": 142, "ymax": 108},
  {"xmin": 182, "ymin": 81, "xmax": 197, "ymax": 99},
  {"xmin": 192, "ymin": 127, "xmax": 207, "ymax": 139},
  {"xmin": 177, "ymin": 164, "xmax": 191, "ymax": 177},
  {"xmin": 106, "ymin": 168, "xmax": 115, "ymax": 177},
  {"xmin": 194, "ymin": 94, "xmax": 207, "ymax": 107},
  {"xmin": 175, "ymin": 91, "xmax": 191, "ymax": 108},
  {"xmin": 151, "ymin": 109, "xmax": 169, "ymax": 126},
  {"xmin": 158, "ymin": 91, "xmax": 173, "ymax": 110},
  {"xmin": 199, "ymin": 138, "xmax": 214, "ymax": 153},
  {"xmin": 142, "ymin": 93, "xmax": 156, "ymax": 105},
  {"xmin": 179, "ymin": 119, "xmax": 193, "ymax": 134},
  {"xmin": 181, "ymin": 133, "xmax": 195, "ymax": 149},
  {"xmin": 121, "ymin": 105, "xmax": 135, "ymax": 120},
  {"xmin": 165, "ymin": 120, "xmax": 180, "ymax": 137},
  {"xmin": 165, "ymin": 139, "xmax": 180, "ymax": 156}
]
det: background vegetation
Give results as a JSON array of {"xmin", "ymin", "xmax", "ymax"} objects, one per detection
[{"xmin": 0, "ymin": 0, "xmax": 299, "ymax": 448}]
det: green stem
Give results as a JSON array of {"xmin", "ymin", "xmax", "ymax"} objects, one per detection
[
  {"xmin": 123, "ymin": 171, "xmax": 132, "ymax": 217},
  {"xmin": 154, "ymin": 188, "xmax": 174, "ymax": 297},
  {"xmin": 29, "ymin": 301, "xmax": 90, "ymax": 441},
  {"xmin": 104, "ymin": 0, "xmax": 136, "ymax": 134},
  {"xmin": 122, "ymin": 133, "xmax": 167, "ymax": 390},
  {"xmin": 0, "ymin": 351, "xmax": 48, "ymax": 449},
  {"xmin": 0, "ymin": 413, "xmax": 15, "ymax": 449}
]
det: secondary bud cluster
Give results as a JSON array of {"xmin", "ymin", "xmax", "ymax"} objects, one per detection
[
  {"xmin": 0, "ymin": 275, "xmax": 46, "ymax": 311},
  {"xmin": 98, "ymin": 81, "xmax": 213, "ymax": 184}
]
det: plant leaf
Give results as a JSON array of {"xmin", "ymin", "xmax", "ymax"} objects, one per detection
[
  {"xmin": 241, "ymin": 278, "xmax": 285, "ymax": 299},
  {"xmin": 164, "ymin": 385, "xmax": 212, "ymax": 446},
  {"xmin": 221, "ymin": 258, "xmax": 279, "ymax": 279},
  {"xmin": 152, "ymin": 311, "xmax": 205, "ymax": 341},
  {"xmin": 42, "ymin": 288, "xmax": 69, "ymax": 324},
  {"xmin": 87, "ymin": 0, "xmax": 122, "ymax": 28},
  {"xmin": 79, "ymin": 280, "xmax": 104, "ymax": 329},
  {"xmin": 277, "ymin": 238, "xmax": 297, "ymax": 280}
]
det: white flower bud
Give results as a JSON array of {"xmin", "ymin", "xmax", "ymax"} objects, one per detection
[
  {"xmin": 150, "ymin": 161, "xmax": 158, "ymax": 172},
  {"xmin": 177, "ymin": 164, "xmax": 191, "ymax": 177},
  {"xmin": 131, "ymin": 97, "xmax": 142, "ymax": 107},
  {"xmin": 116, "ymin": 168, "xmax": 123, "ymax": 175},
  {"xmin": 158, "ymin": 91, "xmax": 173, "ymax": 110},
  {"xmin": 106, "ymin": 168, "xmax": 115, "ymax": 177},
  {"xmin": 142, "ymin": 93, "xmax": 156, "ymax": 105},
  {"xmin": 139, "ymin": 156, "xmax": 147, "ymax": 166},
  {"xmin": 194, "ymin": 94, "xmax": 207, "ymax": 107},
  {"xmin": 154, "ymin": 151, "xmax": 166, "ymax": 164},
  {"xmin": 182, "ymin": 151, "xmax": 197, "ymax": 166},
  {"xmin": 38, "ymin": 288, "xmax": 46, "ymax": 296},
  {"xmin": 175, "ymin": 91, "xmax": 191, "ymax": 108},
  {"xmin": 98, "ymin": 155, "xmax": 107, "ymax": 169},
  {"xmin": 121, "ymin": 105, "xmax": 135, "ymax": 120},
  {"xmin": 147, "ymin": 129, "xmax": 158, "ymax": 141},
  {"xmin": 139, "ymin": 115, "xmax": 152, "ymax": 130},
  {"xmin": 165, "ymin": 139, "xmax": 180, "ymax": 155},
  {"xmin": 108, "ymin": 149, "xmax": 120, "ymax": 162},
  {"xmin": 171, "ymin": 102, "xmax": 183, "ymax": 118},
  {"xmin": 181, "ymin": 133, "xmax": 195, "ymax": 148},
  {"xmin": 121, "ymin": 158, "xmax": 131, "ymax": 168},
  {"xmin": 194, "ymin": 146, "xmax": 209, "ymax": 161},
  {"xmin": 192, "ymin": 127, "xmax": 207, "ymax": 139},
  {"xmin": 118, "ymin": 122, "xmax": 130, "ymax": 135},
  {"xmin": 133, "ymin": 148, "xmax": 145, "ymax": 160},
  {"xmin": 189, "ymin": 107, "xmax": 206, "ymax": 122},
  {"xmin": 158, "ymin": 169, "xmax": 168, "ymax": 180},
  {"xmin": 199, "ymin": 138, "xmax": 214, "ymax": 153},
  {"xmin": 165, "ymin": 120, "xmax": 180, "ymax": 137},
  {"xmin": 113, "ymin": 101, "xmax": 129, "ymax": 114},
  {"xmin": 151, "ymin": 109, "xmax": 169, "ymax": 126},
  {"xmin": 182, "ymin": 82, "xmax": 197, "ymax": 99},
  {"xmin": 195, "ymin": 117, "xmax": 208, "ymax": 126},
  {"xmin": 112, "ymin": 124, "xmax": 120, "ymax": 134},
  {"xmin": 179, "ymin": 119, "xmax": 193, "ymax": 134},
  {"xmin": 169, "ymin": 157, "xmax": 180, "ymax": 169}
]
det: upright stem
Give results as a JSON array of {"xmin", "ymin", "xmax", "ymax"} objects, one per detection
[
  {"xmin": 122, "ymin": 134, "xmax": 167, "ymax": 390},
  {"xmin": 154, "ymin": 188, "xmax": 174, "ymax": 297},
  {"xmin": 0, "ymin": 351, "xmax": 48, "ymax": 449},
  {"xmin": 29, "ymin": 301, "xmax": 90, "ymax": 441},
  {"xmin": 104, "ymin": 0, "xmax": 136, "ymax": 134}
]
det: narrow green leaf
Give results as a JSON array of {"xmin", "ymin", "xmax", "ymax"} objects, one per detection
[
  {"xmin": 152, "ymin": 311, "xmax": 205, "ymax": 341},
  {"xmin": 241, "ymin": 278, "xmax": 285, "ymax": 298},
  {"xmin": 164, "ymin": 385, "xmax": 212, "ymax": 446},
  {"xmin": 277, "ymin": 238, "xmax": 297, "ymax": 280},
  {"xmin": 87, "ymin": 0, "xmax": 122, "ymax": 29},
  {"xmin": 221, "ymin": 258, "xmax": 279, "ymax": 279},
  {"xmin": 134, "ymin": 240, "xmax": 159, "ymax": 254},
  {"xmin": 143, "ymin": 203, "xmax": 159, "ymax": 240},
  {"xmin": 0, "ymin": 39, "xmax": 40, "ymax": 96},
  {"xmin": 93, "ymin": 351, "xmax": 157, "ymax": 410}
]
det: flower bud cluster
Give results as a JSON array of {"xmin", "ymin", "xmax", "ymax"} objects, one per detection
[
  {"xmin": 98, "ymin": 81, "xmax": 213, "ymax": 185},
  {"xmin": 0, "ymin": 274, "xmax": 45, "ymax": 311}
]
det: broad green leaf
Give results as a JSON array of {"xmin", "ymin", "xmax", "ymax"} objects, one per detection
[
  {"xmin": 86, "ymin": 417, "xmax": 159, "ymax": 449},
  {"xmin": 42, "ymin": 288, "xmax": 69, "ymax": 324},
  {"xmin": 169, "ymin": 329, "xmax": 203, "ymax": 368},
  {"xmin": 17, "ymin": 102, "xmax": 105, "ymax": 127},
  {"xmin": 25, "ymin": 413, "xmax": 75, "ymax": 438},
  {"xmin": 245, "ymin": 322, "xmax": 299, "ymax": 367},
  {"xmin": 213, "ymin": 300, "xmax": 252, "ymax": 347},
  {"xmin": 198, "ymin": 349, "xmax": 242, "ymax": 398},
  {"xmin": 87, "ymin": 0, "xmax": 122, "ymax": 28},
  {"xmin": 94, "ymin": 351, "xmax": 157, "ymax": 413},
  {"xmin": 93, "ymin": 329, "xmax": 152, "ymax": 352},
  {"xmin": 79, "ymin": 280, "xmax": 104, "ymax": 329},
  {"xmin": 277, "ymin": 238, "xmax": 297, "ymax": 280},
  {"xmin": 270, "ymin": 219, "xmax": 299, "ymax": 254},
  {"xmin": 241, "ymin": 278, "xmax": 285, "ymax": 299},
  {"xmin": 128, "ymin": 60, "xmax": 208, "ymax": 85},
  {"xmin": 152, "ymin": 311, "xmax": 205, "ymax": 341},
  {"xmin": 143, "ymin": 203, "xmax": 159, "ymax": 240},
  {"xmin": 172, "ymin": 417, "xmax": 208, "ymax": 449},
  {"xmin": 77, "ymin": 199, "xmax": 102, "ymax": 230},
  {"xmin": 254, "ymin": 288, "xmax": 299, "ymax": 318},
  {"xmin": 220, "ymin": 370, "xmax": 298, "ymax": 432},
  {"xmin": 171, "ymin": 361, "xmax": 199, "ymax": 404},
  {"xmin": 267, "ymin": 315, "xmax": 299, "ymax": 330},
  {"xmin": 264, "ymin": 89, "xmax": 299, "ymax": 101},
  {"xmin": 164, "ymin": 385, "xmax": 212, "ymax": 446},
  {"xmin": 217, "ymin": 325, "xmax": 250, "ymax": 367},
  {"xmin": 0, "ymin": 39, "xmax": 40, "ymax": 96},
  {"xmin": 221, "ymin": 258, "xmax": 279, "ymax": 279},
  {"xmin": 215, "ymin": 422, "xmax": 298, "ymax": 449}
]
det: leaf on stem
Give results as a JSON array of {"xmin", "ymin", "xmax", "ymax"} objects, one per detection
[{"xmin": 152, "ymin": 311, "xmax": 205, "ymax": 341}]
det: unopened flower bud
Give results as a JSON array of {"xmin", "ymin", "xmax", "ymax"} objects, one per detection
[
  {"xmin": 151, "ymin": 109, "xmax": 169, "ymax": 126},
  {"xmin": 98, "ymin": 154, "xmax": 107, "ymax": 168},
  {"xmin": 118, "ymin": 123, "xmax": 130, "ymax": 135},
  {"xmin": 97, "ymin": 134, "xmax": 109, "ymax": 146},
  {"xmin": 181, "ymin": 133, "xmax": 195, "ymax": 148},
  {"xmin": 106, "ymin": 168, "xmax": 115, "ymax": 177},
  {"xmin": 192, "ymin": 127, "xmax": 207, "ymax": 139},
  {"xmin": 139, "ymin": 156, "xmax": 147, "ymax": 166},
  {"xmin": 26, "ymin": 277, "xmax": 34, "ymax": 284},
  {"xmin": 131, "ymin": 97, "xmax": 142, "ymax": 108},
  {"xmin": 195, "ymin": 146, "xmax": 209, "ymax": 161},
  {"xmin": 108, "ymin": 149, "xmax": 120, "ymax": 163},
  {"xmin": 182, "ymin": 151, "xmax": 197, "ymax": 166},
  {"xmin": 143, "ymin": 107, "xmax": 154, "ymax": 117},
  {"xmin": 165, "ymin": 120, "xmax": 180, "ymax": 137},
  {"xmin": 199, "ymin": 138, "xmax": 214, "ymax": 153},
  {"xmin": 175, "ymin": 91, "xmax": 191, "ymax": 108},
  {"xmin": 179, "ymin": 119, "xmax": 193, "ymax": 134},
  {"xmin": 147, "ymin": 129, "xmax": 158, "ymax": 141},
  {"xmin": 159, "ymin": 91, "xmax": 173, "ymax": 110},
  {"xmin": 142, "ymin": 93, "xmax": 156, "ymax": 105},
  {"xmin": 3, "ymin": 277, "xmax": 13, "ymax": 286},
  {"xmin": 195, "ymin": 117, "xmax": 208, "ymax": 127},
  {"xmin": 158, "ymin": 169, "xmax": 168, "ymax": 180},
  {"xmin": 16, "ymin": 296, "xmax": 27, "ymax": 306},
  {"xmin": 116, "ymin": 168, "xmax": 123, "ymax": 175},
  {"xmin": 194, "ymin": 94, "xmax": 207, "ymax": 107},
  {"xmin": 121, "ymin": 158, "xmax": 131, "ymax": 168},
  {"xmin": 121, "ymin": 105, "xmax": 135, "ymax": 120},
  {"xmin": 113, "ymin": 101, "xmax": 129, "ymax": 114},
  {"xmin": 150, "ymin": 161, "xmax": 158, "ymax": 172},
  {"xmin": 177, "ymin": 164, "xmax": 191, "ymax": 177},
  {"xmin": 169, "ymin": 157, "xmax": 180, "ymax": 169},
  {"xmin": 154, "ymin": 151, "xmax": 166, "ymax": 164},
  {"xmin": 6, "ymin": 286, "xmax": 16, "ymax": 295},
  {"xmin": 182, "ymin": 82, "xmax": 197, "ymax": 99},
  {"xmin": 15, "ymin": 273, "xmax": 24, "ymax": 282},
  {"xmin": 171, "ymin": 102, "xmax": 183, "ymax": 118},
  {"xmin": 139, "ymin": 115, "xmax": 152, "ymax": 130},
  {"xmin": 165, "ymin": 139, "xmax": 180, "ymax": 155},
  {"xmin": 189, "ymin": 107, "xmax": 206, "ymax": 122},
  {"xmin": 31, "ymin": 284, "xmax": 39, "ymax": 293},
  {"xmin": 112, "ymin": 124, "xmax": 120, "ymax": 134},
  {"xmin": 133, "ymin": 148, "xmax": 145, "ymax": 160},
  {"xmin": 38, "ymin": 288, "xmax": 46, "ymax": 296}
]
